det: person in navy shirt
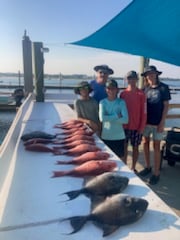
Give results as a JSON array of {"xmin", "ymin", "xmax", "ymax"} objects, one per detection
[{"xmin": 139, "ymin": 66, "xmax": 171, "ymax": 185}]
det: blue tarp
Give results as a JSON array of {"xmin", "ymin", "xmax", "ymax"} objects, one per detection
[{"xmin": 71, "ymin": 0, "xmax": 180, "ymax": 66}]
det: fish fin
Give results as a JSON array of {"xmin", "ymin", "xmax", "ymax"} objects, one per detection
[
  {"xmin": 62, "ymin": 189, "xmax": 82, "ymax": 200},
  {"xmin": 67, "ymin": 216, "xmax": 88, "ymax": 234},
  {"xmin": 59, "ymin": 216, "xmax": 88, "ymax": 234},
  {"xmin": 90, "ymin": 196, "xmax": 106, "ymax": 209},
  {"xmin": 101, "ymin": 224, "xmax": 120, "ymax": 237}
]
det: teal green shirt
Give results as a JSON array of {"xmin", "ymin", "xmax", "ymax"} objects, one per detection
[{"xmin": 99, "ymin": 98, "xmax": 128, "ymax": 140}]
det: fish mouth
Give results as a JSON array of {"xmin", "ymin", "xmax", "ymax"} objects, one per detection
[
  {"xmin": 135, "ymin": 200, "xmax": 148, "ymax": 218},
  {"xmin": 135, "ymin": 209, "xmax": 145, "ymax": 218},
  {"xmin": 119, "ymin": 181, "xmax": 129, "ymax": 191}
]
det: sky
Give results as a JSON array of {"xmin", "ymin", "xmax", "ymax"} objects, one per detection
[{"xmin": 1, "ymin": 0, "xmax": 180, "ymax": 78}]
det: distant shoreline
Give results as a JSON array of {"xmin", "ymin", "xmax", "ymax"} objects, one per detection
[{"xmin": 0, "ymin": 73, "xmax": 180, "ymax": 81}]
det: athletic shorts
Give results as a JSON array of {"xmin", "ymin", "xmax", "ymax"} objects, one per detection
[
  {"xmin": 102, "ymin": 139, "xmax": 125, "ymax": 158},
  {"xmin": 125, "ymin": 129, "xmax": 143, "ymax": 147},
  {"xmin": 143, "ymin": 125, "xmax": 164, "ymax": 141}
]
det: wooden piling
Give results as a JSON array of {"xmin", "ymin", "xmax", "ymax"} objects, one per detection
[
  {"xmin": 22, "ymin": 31, "xmax": 33, "ymax": 93},
  {"xmin": 32, "ymin": 42, "xmax": 44, "ymax": 102}
]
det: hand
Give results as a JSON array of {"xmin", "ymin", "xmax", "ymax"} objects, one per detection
[
  {"xmin": 118, "ymin": 113, "xmax": 122, "ymax": 118},
  {"xmin": 157, "ymin": 122, "xmax": 164, "ymax": 133}
]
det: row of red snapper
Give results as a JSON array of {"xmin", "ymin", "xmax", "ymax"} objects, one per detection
[
  {"xmin": 21, "ymin": 119, "xmax": 117, "ymax": 177},
  {"xmin": 21, "ymin": 119, "xmax": 148, "ymax": 237}
]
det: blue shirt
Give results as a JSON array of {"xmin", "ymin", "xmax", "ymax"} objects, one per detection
[
  {"xmin": 90, "ymin": 80, "xmax": 107, "ymax": 103},
  {"xmin": 99, "ymin": 98, "xmax": 128, "ymax": 140}
]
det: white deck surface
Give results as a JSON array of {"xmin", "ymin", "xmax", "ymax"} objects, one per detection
[{"xmin": 0, "ymin": 94, "xmax": 179, "ymax": 240}]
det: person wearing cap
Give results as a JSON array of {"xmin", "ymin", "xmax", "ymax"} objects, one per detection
[
  {"xmin": 139, "ymin": 65, "xmax": 171, "ymax": 185},
  {"xmin": 74, "ymin": 81, "xmax": 101, "ymax": 135},
  {"xmin": 99, "ymin": 79, "xmax": 128, "ymax": 159},
  {"xmin": 90, "ymin": 64, "xmax": 114, "ymax": 103},
  {"xmin": 120, "ymin": 71, "xmax": 147, "ymax": 172}
]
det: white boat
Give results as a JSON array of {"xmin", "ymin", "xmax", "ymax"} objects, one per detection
[
  {"xmin": 0, "ymin": 93, "xmax": 179, "ymax": 240},
  {"xmin": 0, "ymin": 94, "xmax": 14, "ymax": 105}
]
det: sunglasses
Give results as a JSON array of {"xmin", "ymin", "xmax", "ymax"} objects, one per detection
[
  {"xmin": 98, "ymin": 71, "xmax": 108, "ymax": 74},
  {"xmin": 106, "ymin": 87, "xmax": 118, "ymax": 90},
  {"xmin": 79, "ymin": 86, "xmax": 89, "ymax": 90}
]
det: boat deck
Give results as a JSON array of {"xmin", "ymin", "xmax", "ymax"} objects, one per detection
[
  {"xmin": 127, "ymin": 146, "xmax": 180, "ymax": 217},
  {"xmin": 0, "ymin": 94, "xmax": 179, "ymax": 240}
]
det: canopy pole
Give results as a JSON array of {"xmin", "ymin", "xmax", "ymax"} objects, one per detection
[{"xmin": 138, "ymin": 57, "xmax": 149, "ymax": 89}]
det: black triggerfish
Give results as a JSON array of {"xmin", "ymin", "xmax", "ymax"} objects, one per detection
[
  {"xmin": 60, "ymin": 194, "xmax": 148, "ymax": 237},
  {"xmin": 61, "ymin": 172, "xmax": 129, "ymax": 201}
]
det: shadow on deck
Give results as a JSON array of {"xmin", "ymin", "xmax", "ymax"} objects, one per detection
[{"xmin": 126, "ymin": 143, "xmax": 180, "ymax": 217}]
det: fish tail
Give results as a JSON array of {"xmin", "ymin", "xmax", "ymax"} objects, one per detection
[
  {"xmin": 56, "ymin": 160, "xmax": 70, "ymax": 165},
  {"xmin": 53, "ymin": 124, "xmax": 62, "ymax": 128},
  {"xmin": 60, "ymin": 216, "xmax": 88, "ymax": 234},
  {"xmin": 23, "ymin": 140, "xmax": 35, "ymax": 146},
  {"xmin": 53, "ymin": 151, "xmax": 62, "ymax": 155},
  {"xmin": 52, "ymin": 147, "xmax": 62, "ymax": 155},
  {"xmin": 51, "ymin": 171, "xmax": 66, "ymax": 178},
  {"xmin": 60, "ymin": 145, "xmax": 70, "ymax": 149},
  {"xmin": 52, "ymin": 142, "xmax": 62, "ymax": 145},
  {"xmin": 53, "ymin": 146, "xmax": 62, "ymax": 150},
  {"xmin": 62, "ymin": 189, "xmax": 82, "ymax": 200},
  {"xmin": 55, "ymin": 133, "xmax": 64, "ymax": 136}
]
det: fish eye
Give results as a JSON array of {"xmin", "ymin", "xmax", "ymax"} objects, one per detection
[
  {"xmin": 108, "ymin": 175, "xmax": 116, "ymax": 183},
  {"xmin": 109, "ymin": 176, "xmax": 115, "ymax": 180},
  {"xmin": 124, "ymin": 197, "xmax": 132, "ymax": 207}
]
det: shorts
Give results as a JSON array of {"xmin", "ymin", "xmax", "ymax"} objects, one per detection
[
  {"xmin": 125, "ymin": 129, "xmax": 142, "ymax": 147},
  {"xmin": 143, "ymin": 125, "xmax": 164, "ymax": 141},
  {"xmin": 102, "ymin": 139, "xmax": 125, "ymax": 158}
]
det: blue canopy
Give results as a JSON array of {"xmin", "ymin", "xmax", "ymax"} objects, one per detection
[{"xmin": 71, "ymin": 0, "xmax": 180, "ymax": 66}]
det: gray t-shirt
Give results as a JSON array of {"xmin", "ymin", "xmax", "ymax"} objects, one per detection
[{"xmin": 74, "ymin": 97, "xmax": 99, "ymax": 124}]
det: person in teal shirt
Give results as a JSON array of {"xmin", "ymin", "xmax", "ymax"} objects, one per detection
[{"xmin": 99, "ymin": 79, "xmax": 128, "ymax": 160}]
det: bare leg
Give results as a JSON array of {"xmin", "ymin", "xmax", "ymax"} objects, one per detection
[
  {"xmin": 132, "ymin": 146, "xmax": 139, "ymax": 170},
  {"xmin": 123, "ymin": 142, "xmax": 128, "ymax": 164},
  {"xmin": 143, "ymin": 136, "xmax": 151, "ymax": 168},
  {"xmin": 153, "ymin": 140, "xmax": 161, "ymax": 176}
]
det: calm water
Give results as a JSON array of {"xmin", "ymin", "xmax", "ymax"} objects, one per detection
[
  {"xmin": 0, "ymin": 111, "xmax": 16, "ymax": 144},
  {"xmin": 0, "ymin": 76, "xmax": 180, "ymax": 89},
  {"xmin": 0, "ymin": 77, "xmax": 180, "ymax": 144}
]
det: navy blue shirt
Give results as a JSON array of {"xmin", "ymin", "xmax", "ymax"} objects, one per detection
[
  {"xmin": 144, "ymin": 82, "xmax": 171, "ymax": 125},
  {"xmin": 90, "ymin": 80, "xmax": 107, "ymax": 103}
]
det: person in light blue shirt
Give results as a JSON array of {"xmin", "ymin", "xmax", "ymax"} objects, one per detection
[{"xmin": 99, "ymin": 79, "xmax": 128, "ymax": 160}]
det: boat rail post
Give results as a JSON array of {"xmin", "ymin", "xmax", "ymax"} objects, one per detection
[{"xmin": 32, "ymin": 42, "xmax": 45, "ymax": 102}]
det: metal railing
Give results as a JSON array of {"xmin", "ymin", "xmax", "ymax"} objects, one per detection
[{"xmin": 167, "ymin": 103, "xmax": 180, "ymax": 119}]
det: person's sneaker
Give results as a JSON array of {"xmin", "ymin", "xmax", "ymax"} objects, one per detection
[
  {"xmin": 139, "ymin": 167, "xmax": 152, "ymax": 177},
  {"xmin": 148, "ymin": 175, "xmax": 160, "ymax": 185}
]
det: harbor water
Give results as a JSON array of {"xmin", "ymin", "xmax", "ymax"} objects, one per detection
[{"xmin": 0, "ymin": 111, "xmax": 16, "ymax": 144}]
